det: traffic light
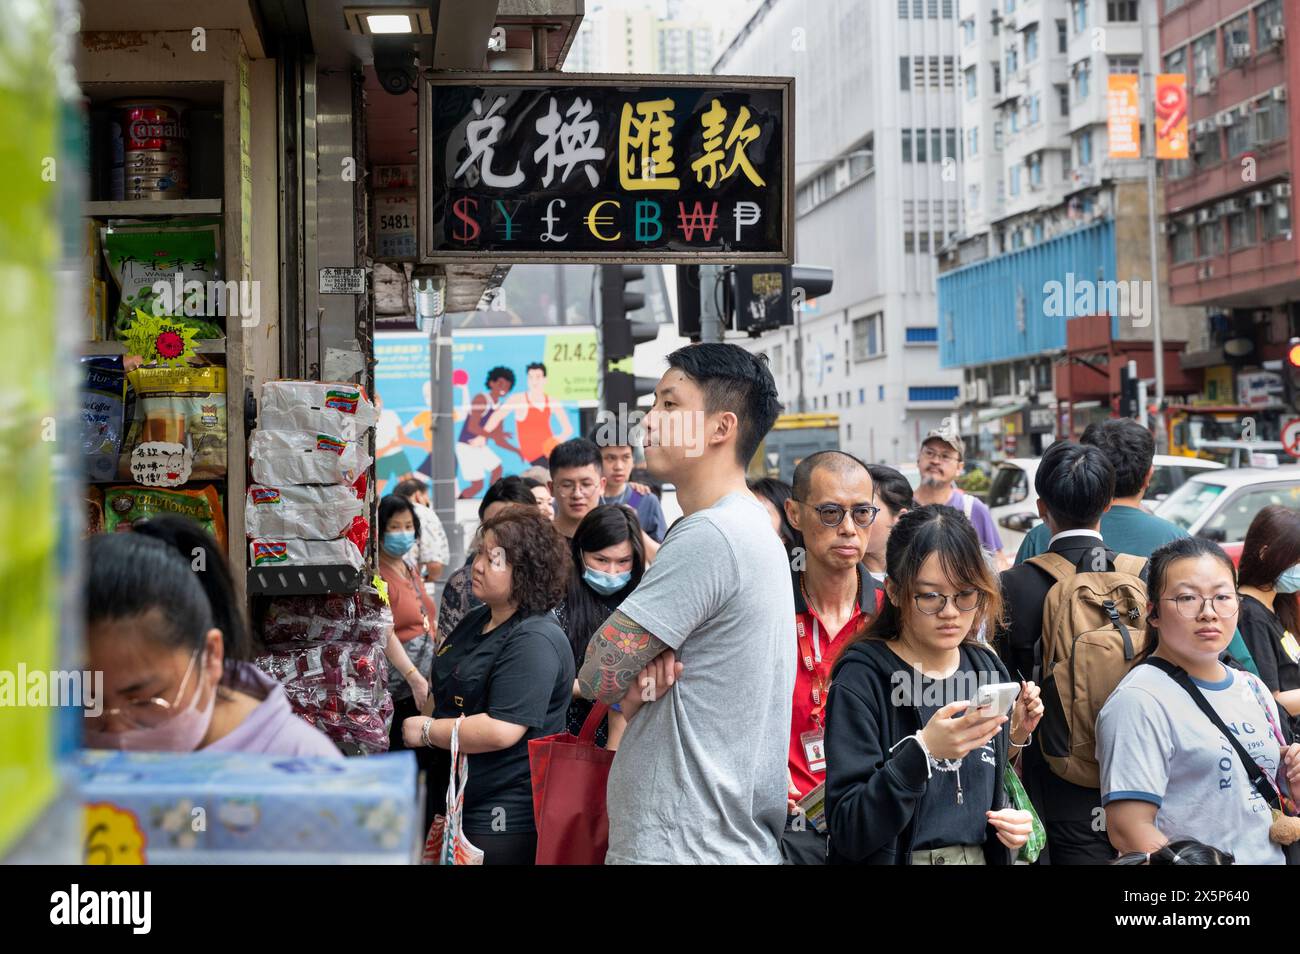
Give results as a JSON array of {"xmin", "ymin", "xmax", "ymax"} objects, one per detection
[
  {"xmin": 790, "ymin": 264, "xmax": 834, "ymax": 312},
  {"xmin": 733, "ymin": 264, "xmax": 834, "ymax": 335},
  {"xmin": 599, "ymin": 265, "xmax": 658, "ymax": 413},
  {"xmin": 676, "ymin": 265, "xmax": 702, "ymax": 341},
  {"xmin": 1120, "ymin": 360, "xmax": 1139, "ymax": 419},
  {"xmin": 1285, "ymin": 336, "xmax": 1300, "ymax": 413}
]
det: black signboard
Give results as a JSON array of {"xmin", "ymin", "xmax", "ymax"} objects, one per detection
[{"xmin": 418, "ymin": 73, "xmax": 794, "ymax": 264}]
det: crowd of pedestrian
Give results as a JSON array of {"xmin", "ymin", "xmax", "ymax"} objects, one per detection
[{"xmin": 80, "ymin": 341, "xmax": 1300, "ymax": 866}]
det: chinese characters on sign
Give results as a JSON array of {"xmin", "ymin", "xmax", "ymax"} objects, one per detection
[
  {"xmin": 420, "ymin": 75, "xmax": 792, "ymax": 262},
  {"xmin": 1155, "ymin": 74, "xmax": 1188, "ymax": 160},
  {"xmin": 1107, "ymin": 74, "xmax": 1141, "ymax": 160}
]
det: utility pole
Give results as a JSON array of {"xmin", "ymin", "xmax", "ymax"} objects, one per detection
[{"xmin": 1140, "ymin": 0, "xmax": 1167, "ymax": 451}]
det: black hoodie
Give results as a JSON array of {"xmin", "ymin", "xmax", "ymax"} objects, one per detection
[{"xmin": 824, "ymin": 638, "xmax": 1012, "ymax": 865}]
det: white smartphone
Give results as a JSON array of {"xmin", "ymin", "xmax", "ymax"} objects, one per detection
[{"xmin": 968, "ymin": 681, "xmax": 1020, "ymax": 718}]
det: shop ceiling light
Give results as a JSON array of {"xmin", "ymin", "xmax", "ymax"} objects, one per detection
[{"xmin": 343, "ymin": 6, "xmax": 435, "ymax": 35}]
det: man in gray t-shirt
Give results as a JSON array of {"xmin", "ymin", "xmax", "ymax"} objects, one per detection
[{"xmin": 577, "ymin": 343, "xmax": 793, "ymax": 864}]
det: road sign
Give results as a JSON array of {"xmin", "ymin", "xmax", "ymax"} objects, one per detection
[{"xmin": 1282, "ymin": 417, "xmax": 1300, "ymax": 459}]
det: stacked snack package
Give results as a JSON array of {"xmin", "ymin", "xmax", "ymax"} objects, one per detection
[
  {"xmin": 255, "ymin": 585, "xmax": 395, "ymax": 755},
  {"xmin": 246, "ymin": 381, "xmax": 377, "ymax": 570},
  {"xmin": 248, "ymin": 381, "xmax": 388, "ymax": 754}
]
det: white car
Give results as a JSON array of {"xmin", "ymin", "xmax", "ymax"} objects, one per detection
[
  {"xmin": 1154, "ymin": 465, "xmax": 1300, "ymax": 560},
  {"xmin": 986, "ymin": 455, "xmax": 1227, "ymax": 554}
]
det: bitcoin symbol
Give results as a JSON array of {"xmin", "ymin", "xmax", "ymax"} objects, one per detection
[{"xmin": 452, "ymin": 197, "xmax": 481, "ymax": 243}]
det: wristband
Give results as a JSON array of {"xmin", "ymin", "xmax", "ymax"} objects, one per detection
[
  {"xmin": 421, "ymin": 718, "xmax": 434, "ymax": 748},
  {"xmin": 610, "ymin": 702, "xmax": 623, "ymax": 713},
  {"xmin": 403, "ymin": 666, "xmax": 417, "ymax": 679}
]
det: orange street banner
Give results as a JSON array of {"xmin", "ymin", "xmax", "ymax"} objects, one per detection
[
  {"xmin": 1155, "ymin": 73, "xmax": 1189, "ymax": 159},
  {"xmin": 1107, "ymin": 74, "xmax": 1141, "ymax": 159}
]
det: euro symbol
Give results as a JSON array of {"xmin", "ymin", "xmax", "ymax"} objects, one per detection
[{"xmin": 586, "ymin": 199, "xmax": 621, "ymax": 241}]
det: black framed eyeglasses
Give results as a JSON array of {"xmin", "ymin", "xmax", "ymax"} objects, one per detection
[
  {"xmin": 913, "ymin": 589, "xmax": 983, "ymax": 615},
  {"xmin": 795, "ymin": 501, "xmax": 880, "ymax": 528}
]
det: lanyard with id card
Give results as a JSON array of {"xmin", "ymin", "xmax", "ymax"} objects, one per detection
[{"xmin": 797, "ymin": 614, "xmax": 829, "ymax": 775}]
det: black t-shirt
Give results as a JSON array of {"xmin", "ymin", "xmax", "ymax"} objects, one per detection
[
  {"xmin": 1238, "ymin": 594, "xmax": 1300, "ymax": 696},
  {"xmin": 430, "ymin": 605, "xmax": 574, "ymax": 834},
  {"xmin": 886, "ymin": 647, "xmax": 998, "ymax": 851}
]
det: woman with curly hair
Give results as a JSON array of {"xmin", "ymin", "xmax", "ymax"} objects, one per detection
[{"xmin": 403, "ymin": 506, "xmax": 574, "ymax": 864}]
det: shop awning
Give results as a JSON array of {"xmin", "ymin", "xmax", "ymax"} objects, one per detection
[{"xmin": 976, "ymin": 403, "xmax": 1026, "ymax": 423}]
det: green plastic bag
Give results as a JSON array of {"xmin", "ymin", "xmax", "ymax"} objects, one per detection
[{"xmin": 1003, "ymin": 763, "xmax": 1046, "ymax": 863}]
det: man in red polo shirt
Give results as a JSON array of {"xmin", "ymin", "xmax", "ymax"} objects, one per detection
[{"xmin": 781, "ymin": 450, "xmax": 883, "ymax": 864}]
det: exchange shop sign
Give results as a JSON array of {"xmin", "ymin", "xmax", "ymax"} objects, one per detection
[{"xmin": 418, "ymin": 73, "xmax": 794, "ymax": 264}]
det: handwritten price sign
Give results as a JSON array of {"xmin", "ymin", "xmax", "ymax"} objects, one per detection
[{"xmin": 130, "ymin": 441, "xmax": 193, "ymax": 487}]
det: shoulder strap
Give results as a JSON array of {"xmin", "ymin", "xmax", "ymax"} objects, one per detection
[
  {"xmin": 1142, "ymin": 657, "xmax": 1281, "ymax": 810},
  {"xmin": 961, "ymin": 493, "xmax": 974, "ymax": 518},
  {"xmin": 1025, "ymin": 551, "xmax": 1076, "ymax": 584},
  {"xmin": 1113, "ymin": 554, "xmax": 1148, "ymax": 578}
]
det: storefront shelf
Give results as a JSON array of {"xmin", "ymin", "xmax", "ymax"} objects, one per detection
[{"xmin": 84, "ymin": 199, "xmax": 223, "ymax": 217}]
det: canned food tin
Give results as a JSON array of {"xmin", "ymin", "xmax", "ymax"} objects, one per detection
[{"xmin": 117, "ymin": 100, "xmax": 189, "ymax": 200}]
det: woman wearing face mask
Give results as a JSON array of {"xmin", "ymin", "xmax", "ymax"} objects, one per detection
[
  {"xmin": 377, "ymin": 495, "xmax": 436, "ymax": 757},
  {"xmin": 402, "ymin": 506, "xmax": 574, "ymax": 865},
  {"xmin": 553, "ymin": 505, "xmax": 647, "ymax": 750},
  {"xmin": 1098, "ymin": 536, "xmax": 1300, "ymax": 864},
  {"xmin": 84, "ymin": 532, "xmax": 338, "ymax": 756},
  {"xmin": 824, "ymin": 505, "xmax": 1043, "ymax": 864},
  {"xmin": 1236, "ymin": 505, "xmax": 1300, "ymax": 722}
]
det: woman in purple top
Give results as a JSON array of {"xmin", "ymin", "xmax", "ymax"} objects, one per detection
[{"xmin": 83, "ymin": 528, "xmax": 339, "ymax": 758}]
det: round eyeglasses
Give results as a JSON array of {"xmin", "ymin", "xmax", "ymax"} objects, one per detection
[
  {"xmin": 1162, "ymin": 594, "xmax": 1239, "ymax": 620},
  {"xmin": 914, "ymin": 589, "xmax": 983, "ymax": 615}
]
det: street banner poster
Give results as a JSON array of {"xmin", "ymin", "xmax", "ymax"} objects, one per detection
[
  {"xmin": 1107, "ymin": 74, "xmax": 1141, "ymax": 159},
  {"xmin": 419, "ymin": 73, "xmax": 793, "ymax": 263},
  {"xmin": 1155, "ymin": 73, "xmax": 1189, "ymax": 159},
  {"xmin": 375, "ymin": 328, "xmax": 599, "ymax": 500}
]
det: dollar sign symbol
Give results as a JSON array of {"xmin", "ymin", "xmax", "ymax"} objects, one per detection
[{"xmin": 452, "ymin": 197, "xmax": 480, "ymax": 244}]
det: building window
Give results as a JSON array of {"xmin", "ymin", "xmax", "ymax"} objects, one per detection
[
  {"xmin": 943, "ymin": 0, "xmax": 954, "ymax": 17},
  {"xmin": 968, "ymin": 126, "xmax": 978, "ymax": 157},
  {"xmin": 905, "ymin": 327, "xmax": 939, "ymax": 343},
  {"xmin": 965, "ymin": 65, "xmax": 978, "ymax": 100},
  {"xmin": 968, "ymin": 183, "xmax": 981, "ymax": 212},
  {"xmin": 1033, "ymin": 221, "xmax": 1045, "ymax": 242},
  {"xmin": 1164, "ymin": 46, "xmax": 1186, "ymax": 75},
  {"xmin": 1198, "ymin": 220, "xmax": 1224, "ymax": 257},
  {"xmin": 914, "ymin": 0, "xmax": 923, "ymax": 17},
  {"xmin": 1073, "ymin": 0, "xmax": 1087, "ymax": 34},
  {"xmin": 1074, "ymin": 60, "xmax": 1090, "ymax": 100},
  {"xmin": 945, "ymin": 128, "xmax": 957, "ymax": 161},
  {"xmin": 1171, "ymin": 227, "xmax": 1195, "ymax": 263},
  {"xmin": 900, "ymin": 56, "xmax": 910, "ymax": 91},
  {"xmin": 1257, "ymin": 1, "xmax": 1284, "ymax": 48},
  {"xmin": 853, "ymin": 312, "xmax": 884, "ymax": 359},
  {"xmin": 1010, "ymin": 164, "xmax": 1021, "ymax": 195},
  {"xmin": 1224, "ymin": 15, "xmax": 1251, "ymax": 66},
  {"xmin": 899, "ymin": 0, "xmax": 909, "ymax": 16},
  {"xmin": 1226, "ymin": 115, "xmax": 1250, "ymax": 157},
  {"xmin": 1107, "ymin": 55, "xmax": 1140, "ymax": 75},
  {"xmin": 878, "ymin": 385, "xmax": 885, "ymax": 400},
  {"xmin": 928, "ymin": 0, "xmax": 939, "ymax": 17},
  {"xmin": 918, "ymin": 231, "xmax": 931, "ymax": 252},
  {"xmin": 993, "ymin": 120, "xmax": 1004, "ymax": 150},
  {"xmin": 902, "ymin": 128, "xmax": 913, "ymax": 163},
  {"xmin": 916, "ymin": 128, "xmax": 928, "ymax": 162},
  {"xmin": 1025, "ymin": 25, "xmax": 1039, "ymax": 63},
  {"xmin": 943, "ymin": 56, "xmax": 956, "ymax": 87},
  {"xmin": 1262, "ymin": 200, "xmax": 1290, "ymax": 240},
  {"xmin": 904, "ymin": 230, "xmax": 915, "ymax": 252},
  {"xmin": 1057, "ymin": 19, "xmax": 1068, "ymax": 53},
  {"xmin": 1192, "ymin": 127, "xmax": 1221, "ymax": 170},
  {"xmin": 908, "ymin": 386, "xmax": 960, "ymax": 402},
  {"xmin": 962, "ymin": 17, "xmax": 976, "ymax": 44},
  {"xmin": 1057, "ymin": 83, "xmax": 1070, "ymax": 117},
  {"xmin": 1192, "ymin": 32, "xmax": 1218, "ymax": 85},
  {"xmin": 1255, "ymin": 96, "xmax": 1289, "ymax": 143},
  {"xmin": 992, "ymin": 63, "xmax": 1002, "ymax": 95},
  {"xmin": 1106, "ymin": 0, "xmax": 1137, "ymax": 22},
  {"xmin": 1029, "ymin": 153, "xmax": 1042, "ymax": 185},
  {"xmin": 1078, "ymin": 130, "xmax": 1092, "ymax": 164},
  {"xmin": 1228, "ymin": 210, "xmax": 1257, "ymax": 249},
  {"xmin": 1006, "ymin": 46, "xmax": 1019, "ymax": 76},
  {"xmin": 1011, "ymin": 107, "xmax": 1020, "ymax": 133},
  {"xmin": 1028, "ymin": 93, "xmax": 1040, "ymax": 125}
]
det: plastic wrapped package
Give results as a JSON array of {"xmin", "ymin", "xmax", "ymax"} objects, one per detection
[
  {"xmin": 260, "ymin": 586, "xmax": 392, "ymax": 647},
  {"xmin": 258, "ymin": 381, "xmax": 379, "ymax": 438},
  {"xmin": 255, "ymin": 643, "xmax": 392, "ymax": 755},
  {"xmin": 249, "ymin": 536, "xmax": 364, "ymax": 570},
  {"xmin": 249, "ymin": 428, "xmax": 371, "ymax": 486},
  {"xmin": 244, "ymin": 483, "xmax": 365, "ymax": 539}
]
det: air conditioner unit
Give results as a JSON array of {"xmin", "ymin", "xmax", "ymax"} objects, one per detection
[
  {"xmin": 976, "ymin": 379, "xmax": 989, "ymax": 403},
  {"xmin": 1252, "ymin": 191, "xmax": 1275, "ymax": 207},
  {"xmin": 1196, "ymin": 207, "xmax": 1215, "ymax": 224},
  {"xmin": 1216, "ymin": 110, "xmax": 1235, "ymax": 127},
  {"xmin": 1273, "ymin": 84, "xmax": 1288, "ymax": 101},
  {"xmin": 1194, "ymin": 76, "xmax": 1217, "ymax": 95},
  {"xmin": 1229, "ymin": 43, "xmax": 1251, "ymax": 63},
  {"xmin": 1220, "ymin": 198, "xmax": 1243, "ymax": 214},
  {"xmin": 1269, "ymin": 24, "xmax": 1286, "ymax": 44},
  {"xmin": 1190, "ymin": 137, "xmax": 1207, "ymax": 154},
  {"xmin": 1181, "ymin": 213, "xmax": 1198, "ymax": 228},
  {"xmin": 1017, "ymin": 379, "xmax": 1033, "ymax": 398},
  {"xmin": 1194, "ymin": 119, "xmax": 1215, "ymax": 135},
  {"xmin": 1274, "ymin": 182, "xmax": 1293, "ymax": 198},
  {"xmin": 1198, "ymin": 264, "xmax": 1214, "ymax": 281}
]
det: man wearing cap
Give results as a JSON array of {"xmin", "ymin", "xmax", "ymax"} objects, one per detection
[{"xmin": 912, "ymin": 429, "xmax": 1004, "ymax": 561}]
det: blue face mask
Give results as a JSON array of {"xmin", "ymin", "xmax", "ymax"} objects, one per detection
[
  {"xmin": 1276, "ymin": 564, "xmax": 1300, "ymax": 594},
  {"xmin": 583, "ymin": 566, "xmax": 632, "ymax": 596},
  {"xmin": 382, "ymin": 531, "xmax": 416, "ymax": 557}
]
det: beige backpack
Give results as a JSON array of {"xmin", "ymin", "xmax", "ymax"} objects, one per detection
[{"xmin": 1026, "ymin": 551, "xmax": 1149, "ymax": 788}]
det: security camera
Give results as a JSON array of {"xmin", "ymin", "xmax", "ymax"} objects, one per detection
[{"xmin": 374, "ymin": 38, "xmax": 417, "ymax": 96}]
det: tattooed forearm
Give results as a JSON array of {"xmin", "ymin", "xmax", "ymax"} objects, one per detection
[{"xmin": 577, "ymin": 609, "xmax": 670, "ymax": 704}]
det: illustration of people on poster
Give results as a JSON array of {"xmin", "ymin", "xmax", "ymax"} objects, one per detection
[{"xmin": 374, "ymin": 327, "xmax": 598, "ymax": 500}]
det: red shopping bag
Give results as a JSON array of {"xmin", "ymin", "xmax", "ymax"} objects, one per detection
[{"xmin": 528, "ymin": 703, "xmax": 614, "ymax": 865}]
